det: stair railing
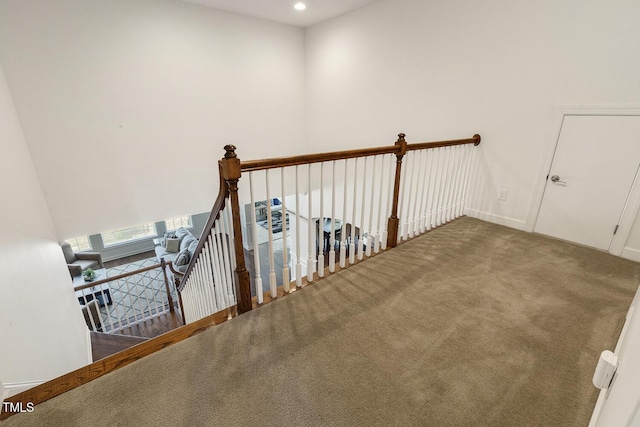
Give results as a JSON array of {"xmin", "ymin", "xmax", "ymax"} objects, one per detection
[{"xmin": 177, "ymin": 133, "xmax": 481, "ymax": 323}]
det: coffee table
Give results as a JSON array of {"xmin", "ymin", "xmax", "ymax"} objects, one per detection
[{"xmin": 73, "ymin": 268, "xmax": 113, "ymax": 307}]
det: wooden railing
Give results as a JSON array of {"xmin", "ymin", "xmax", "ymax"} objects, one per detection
[
  {"xmin": 177, "ymin": 133, "xmax": 481, "ymax": 321},
  {"xmin": 75, "ymin": 260, "xmax": 179, "ymax": 334}
]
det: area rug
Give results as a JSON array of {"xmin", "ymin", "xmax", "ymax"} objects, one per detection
[{"xmin": 99, "ymin": 258, "xmax": 178, "ymax": 332}]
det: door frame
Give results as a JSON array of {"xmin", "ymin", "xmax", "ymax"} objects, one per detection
[{"xmin": 527, "ymin": 105, "xmax": 640, "ymax": 256}]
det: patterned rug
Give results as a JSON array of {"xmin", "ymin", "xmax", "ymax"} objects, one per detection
[{"xmin": 99, "ymin": 257, "xmax": 179, "ymax": 332}]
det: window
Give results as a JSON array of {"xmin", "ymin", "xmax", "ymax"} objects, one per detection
[
  {"xmin": 101, "ymin": 223, "xmax": 158, "ymax": 247},
  {"xmin": 165, "ymin": 216, "xmax": 193, "ymax": 231},
  {"xmin": 66, "ymin": 236, "xmax": 92, "ymax": 252}
]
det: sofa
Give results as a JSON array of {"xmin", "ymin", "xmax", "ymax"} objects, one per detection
[
  {"xmin": 154, "ymin": 227, "xmax": 200, "ymax": 273},
  {"xmin": 61, "ymin": 242, "xmax": 103, "ymax": 277}
]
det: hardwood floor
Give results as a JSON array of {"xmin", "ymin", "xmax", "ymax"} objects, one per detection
[
  {"xmin": 90, "ymin": 332, "xmax": 148, "ymax": 361},
  {"xmin": 103, "ymin": 250, "xmax": 156, "ymax": 269},
  {"xmin": 114, "ymin": 311, "xmax": 184, "ymax": 339}
]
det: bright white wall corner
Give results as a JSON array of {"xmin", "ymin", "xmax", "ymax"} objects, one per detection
[
  {"xmin": 304, "ymin": 0, "xmax": 640, "ymax": 235},
  {"xmin": 0, "ymin": 61, "xmax": 89, "ymax": 397},
  {"xmin": 0, "ymin": 0, "xmax": 306, "ymax": 239}
]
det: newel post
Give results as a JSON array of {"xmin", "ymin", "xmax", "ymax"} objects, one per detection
[
  {"xmin": 220, "ymin": 145, "xmax": 252, "ymax": 314},
  {"xmin": 386, "ymin": 133, "xmax": 407, "ymax": 249}
]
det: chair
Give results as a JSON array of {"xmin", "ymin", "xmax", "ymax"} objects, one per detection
[{"xmin": 61, "ymin": 242, "xmax": 103, "ymax": 277}]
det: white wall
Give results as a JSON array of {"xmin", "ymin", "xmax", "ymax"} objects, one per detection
[
  {"xmin": 0, "ymin": 62, "xmax": 89, "ymax": 397},
  {"xmin": 0, "ymin": 0, "xmax": 306, "ymax": 239},
  {"xmin": 305, "ymin": 0, "xmax": 640, "ymax": 234}
]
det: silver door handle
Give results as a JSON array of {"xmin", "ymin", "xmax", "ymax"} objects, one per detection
[{"xmin": 550, "ymin": 175, "xmax": 567, "ymax": 184}]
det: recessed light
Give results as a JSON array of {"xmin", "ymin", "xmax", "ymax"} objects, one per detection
[{"xmin": 294, "ymin": 2, "xmax": 306, "ymax": 11}]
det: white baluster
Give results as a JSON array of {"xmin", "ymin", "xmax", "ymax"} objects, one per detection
[
  {"xmin": 249, "ymin": 172, "xmax": 263, "ymax": 304},
  {"xmin": 295, "ymin": 165, "xmax": 302, "ymax": 287},
  {"xmin": 382, "ymin": 153, "xmax": 394, "ymax": 250},
  {"xmin": 307, "ymin": 164, "xmax": 315, "ymax": 283},
  {"xmin": 329, "ymin": 161, "xmax": 336, "ymax": 272},
  {"xmin": 432, "ymin": 147, "xmax": 444, "ymax": 228},
  {"xmin": 222, "ymin": 206, "xmax": 237, "ymax": 304},
  {"xmin": 398, "ymin": 152, "xmax": 408, "ymax": 242},
  {"xmin": 460, "ymin": 144, "xmax": 475, "ymax": 215},
  {"xmin": 203, "ymin": 238, "xmax": 218, "ymax": 313},
  {"xmin": 418, "ymin": 149, "xmax": 430, "ymax": 234},
  {"xmin": 357, "ymin": 157, "xmax": 367, "ymax": 261},
  {"xmin": 318, "ymin": 163, "xmax": 325, "ymax": 278},
  {"xmin": 349, "ymin": 158, "xmax": 358, "ymax": 264},
  {"xmin": 340, "ymin": 159, "xmax": 348, "ymax": 268},
  {"xmin": 366, "ymin": 155, "xmax": 376, "ymax": 257},
  {"xmin": 375, "ymin": 154, "xmax": 384, "ymax": 253},
  {"xmin": 407, "ymin": 151, "xmax": 418, "ymax": 239},
  {"xmin": 450, "ymin": 145, "xmax": 463, "ymax": 220},
  {"xmin": 265, "ymin": 170, "xmax": 278, "ymax": 297},
  {"xmin": 281, "ymin": 168, "xmax": 290, "ymax": 292}
]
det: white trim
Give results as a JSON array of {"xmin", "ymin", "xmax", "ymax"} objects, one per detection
[
  {"xmin": 2, "ymin": 380, "xmax": 45, "ymax": 398},
  {"xmin": 465, "ymin": 209, "xmax": 527, "ymax": 231},
  {"xmin": 609, "ymin": 164, "xmax": 640, "ymax": 256},
  {"xmin": 528, "ymin": 105, "xmax": 640, "ymax": 254},
  {"xmin": 1, "ymin": 380, "xmax": 6, "ymax": 401},
  {"xmin": 621, "ymin": 247, "xmax": 640, "ymax": 263},
  {"xmin": 86, "ymin": 328, "xmax": 93, "ymax": 365}
]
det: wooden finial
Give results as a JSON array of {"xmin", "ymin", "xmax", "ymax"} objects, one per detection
[
  {"xmin": 397, "ymin": 133, "xmax": 406, "ymax": 143},
  {"xmin": 224, "ymin": 145, "xmax": 237, "ymax": 159}
]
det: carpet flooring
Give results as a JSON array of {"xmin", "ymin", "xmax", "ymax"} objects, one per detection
[{"xmin": 5, "ymin": 217, "xmax": 640, "ymax": 426}]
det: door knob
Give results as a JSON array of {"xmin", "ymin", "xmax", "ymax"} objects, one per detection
[{"xmin": 550, "ymin": 175, "xmax": 567, "ymax": 184}]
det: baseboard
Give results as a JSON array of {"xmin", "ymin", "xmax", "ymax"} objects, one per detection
[
  {"xmin": 621, "ymin": 247, "xmax": 640, "ymax": 262},
  {"xmin": 2, "ymin": 380, "xmax": 46, "ymax": 399},
  {"xmin": 86, "ymin": 328, "xmax": 93, "ymax": 365},
  {"xmin": 464, "ymin": 209, "xmax": 528, "ymax": 231}
]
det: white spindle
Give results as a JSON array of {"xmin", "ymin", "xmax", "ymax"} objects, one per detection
[
  {"xmin": 222, "ymin": 207, "xmax": 237, "ymax": 304},
  {"xmin": 340, "ymin": 159, "xmax": 348, "ymax": 268},
  {"xmin": 375, "ymin": 154, "xmax": 385, "ymax": 253},
  {"xmin": 419, "ymin": 149, "xmax": 430, "ymax": 234},
  {"xmin": 249, "ymin": 172, "xmax": 263, "ymax": 304},
  {"xmin": 357, "ymin": 157, "xmax": 367, "ymax": 261},
  {"xmin": 450, "ymin": 145, "xmax": 463, "ymax": 220},
  {"xmin": 203, "ymin": 238, "xmax": 218, "ymax": 313},
  {"xmin": 397, "ymin": 152, "xmax": 408, "ymax": 242},
  {"xmin": 295, "ymin": 165, "xmax": 302, "ymax": 287},
  {"xmin": 265, "ymin": 170, "xmax": 278, "ymax": 297},
  {"xmin": 460, "ymin": 144, "xmax": 474, "ymax": 215},
  {"xmin": 366, "ymin": 155, "xmax": 376, "ymax": 257},
  {"xmin": 349, "ymin": 158, "xmax": 358, "ymax": 264},
  {"xmin": 318, "ymin": 163, "xmax": 325, "ymax": 278},
  {"xmin": 217, "ymin": 213, "xmax": 232, "ymax": 307},
  {"xmin": 213, "ymin": 229, "xmax": 228, "ymax": 310},
  {"xmin": 281, "ymin": 168, "xmax": 290, "ymax": 292},
  {"xmin": 444, "ymin": 146, "xmax": 455, "ymax": 222},
  {"xmin": 413, "ymin": 150, "xmax": 424, "ymax": 236},
  {"xmin": 307, "ymin": 164, "xmax": 315, "ymax": 283},
  {"xmin": 407, "ymin": 151, "xmax": 418, "ymax": 239},
  {"xmin": 329, "ymin": 161, "xmax": 336, "ymax": 273},
  {"xmin": 433, "ymin": 147, "xmax": 445, "ymax": 228}
]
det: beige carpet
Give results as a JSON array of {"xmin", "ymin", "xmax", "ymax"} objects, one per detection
[{"xmin": 5, "ymin": 217, "xmax": 640, "ymax": 426}]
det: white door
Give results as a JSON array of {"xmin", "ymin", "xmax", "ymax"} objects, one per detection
[{"xmin": 535, "ymin": 115, "xmax": 640, "ymax": 250}]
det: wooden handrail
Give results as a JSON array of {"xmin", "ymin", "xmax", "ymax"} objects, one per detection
[
  {"xmin": 407, "ymin": 134, "xmax": 481, "ymax": 151},
  {"xmin": 73, "ymin": 262, "xmax": 167, "ymax": 292},
  {"xmin": 240, "ymin": 134, "xmax": 481, "ymax": 172},
  {"xmin": 178, "ymin": 162, "xmax": 229, "ymax": 292},
  {"xmin": 241, "ymin": 145, "xmax": 399, "ymax": 172}
]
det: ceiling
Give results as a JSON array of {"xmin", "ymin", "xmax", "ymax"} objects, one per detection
[{"xmin": 176, "ymin": 0, "xmax": 380, "ymax": 27}]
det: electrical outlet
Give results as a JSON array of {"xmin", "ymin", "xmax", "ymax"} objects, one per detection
[{"xmin": 498, "ymin": 189, "xmax": 508, "ymax": 201}]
